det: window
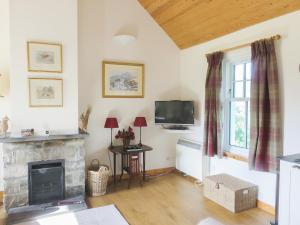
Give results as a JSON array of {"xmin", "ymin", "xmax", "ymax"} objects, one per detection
[{"xmin": 224, "ymin": 59, "xmax": 251, "ymax": 156}]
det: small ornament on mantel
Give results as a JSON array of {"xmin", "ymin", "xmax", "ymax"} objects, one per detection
[
  {"xmin": 0, "ymin": 115, "xmax": 9, "ymax": 137},
  {"xmin": 79, "ymin": 105, "xmax": 92, "ymax": 134}
]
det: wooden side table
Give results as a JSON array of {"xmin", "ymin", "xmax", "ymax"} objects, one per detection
[{"xmin": 108, "ymin": 145, "xmax": 153, "ymax": 186}]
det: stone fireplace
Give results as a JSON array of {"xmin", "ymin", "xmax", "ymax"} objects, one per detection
[{"xmin": 1, "ymin": 134, "xmax": 86, "ymax": 211}]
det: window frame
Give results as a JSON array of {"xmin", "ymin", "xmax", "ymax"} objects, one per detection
[{"xmin": 223, "ymin": 50, "xmax": 251, "ymax": 158}]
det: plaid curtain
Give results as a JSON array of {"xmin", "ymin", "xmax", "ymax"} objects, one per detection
[
  {"xmin": 249, "ymin": 38, "xmax": 282, "ymax": 173},
  {"xmin": 203, "ymin": 52, "xmax": 224, "ymax": 157}
]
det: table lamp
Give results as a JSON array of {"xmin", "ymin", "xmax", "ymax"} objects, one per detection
[
  {"xmin": 104, "ymin": 117, "xmax": 119, "ymax": 147},
  {"xmin": 134, "ymin": 117, "xmax": 147, "ymax": 146}
]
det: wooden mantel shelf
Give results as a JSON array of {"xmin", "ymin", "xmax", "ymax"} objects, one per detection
[{"xmin": 0, "ymin": 133, "xmax": 88, "ymax": 143}]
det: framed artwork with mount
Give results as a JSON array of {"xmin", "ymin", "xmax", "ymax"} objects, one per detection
[
  {"xmin": 27, "ymin": 41, "xmax": 63, "ymax": 73},
  {"xmin": 28, "ymin": 78, "xmax": 63, "ymax": 107},
  {"xmin": 102, "ymin": 61, "xmax": 144, "ymax": 98}
]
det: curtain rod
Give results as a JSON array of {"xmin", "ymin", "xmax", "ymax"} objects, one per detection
[{"xmin": 206, "ymin": 34, "xmax": 281, "ymax": 56}]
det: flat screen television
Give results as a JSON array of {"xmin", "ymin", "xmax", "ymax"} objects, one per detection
[{"xmin": 155, "ymin": 101, "xmax": 194, "ymax": 125}]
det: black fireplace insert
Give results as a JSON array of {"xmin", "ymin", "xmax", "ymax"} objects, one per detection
[{"xmin": 28, "ymin": 159, "xmax": 65, "ymax": 205}]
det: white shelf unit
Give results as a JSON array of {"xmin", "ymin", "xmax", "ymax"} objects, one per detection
[{"xmin": 279, "ymin": 158, "xmax": 300, "ymax": 225}]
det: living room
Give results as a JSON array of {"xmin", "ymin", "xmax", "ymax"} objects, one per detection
[{"xmin": 0, "ymin": 0, "xmax": 300, "ymax": 225}]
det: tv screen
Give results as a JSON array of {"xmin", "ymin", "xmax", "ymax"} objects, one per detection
[{"xmin": 155, "ymin": 101, "xmax": 194, "ymax": 125}]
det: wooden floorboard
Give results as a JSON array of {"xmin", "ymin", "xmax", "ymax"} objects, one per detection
[
  {"xmin": 88, "ymin": 173, "xmax": 273, "ymax": 225},
  {"xmin": 0, "ymin": 173, "xmax": 273, "ymax": 225}
]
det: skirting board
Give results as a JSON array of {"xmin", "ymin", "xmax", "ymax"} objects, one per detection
[
  {"xmin": 257, "ymin": 200, "xmax": 275, "ymax": 215},
  {"xmin": 108, "ymin": 167, "xmax": 176, "ymax": 182},
  {"xmin": 145, "ymin": 167, "xmax": 176, "ymax": 176},
  {"xmin": 174, "ymin": 169, "xmax": 201, "ymax": 183}
]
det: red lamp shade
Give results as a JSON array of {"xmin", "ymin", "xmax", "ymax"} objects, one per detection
[
  {"xmin": 104, "ymin": 117, "xmax": 119, "ymax": 128},
  {"xmin": 134, "ymin": 117, "xmax": 147, "ymax": 127}
]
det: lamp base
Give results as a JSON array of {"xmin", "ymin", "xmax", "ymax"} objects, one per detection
[{"xmin": 138, "ymin": 127, "xmax": 143, "ymax": 147}]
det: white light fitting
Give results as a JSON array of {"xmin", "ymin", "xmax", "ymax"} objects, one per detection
[{"xmin": 113, "ymin": 34, "xmax": 136, "ymax": 45}]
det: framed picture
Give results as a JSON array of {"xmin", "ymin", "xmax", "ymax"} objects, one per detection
[
  {"xmin": 29, "ymin": 78, "xmax": 63, "ymax": 107},
  {"xmin": 102, "ymin": 61, "xmax": 144, "ymax": 98},
  {"xmin": 27, "ymin": 41, "xmax": 63, "ymax": 73}
]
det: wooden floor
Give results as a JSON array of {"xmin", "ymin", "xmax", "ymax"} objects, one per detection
[
  {"xmin": 88, "ymin": 173, "xmax": 273, "ymax": 225},
  {"xmin": 0, "ymin": 207, "xmax": 5, "ymax": 225},
  {"xmin": 0, "ymin": 173, "xmax": 273, "ymax": 225}
]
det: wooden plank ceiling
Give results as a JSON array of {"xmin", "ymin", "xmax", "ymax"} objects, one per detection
[{"xmin": 138, "ymin": 0, "xmax": 300, "ymax": 49}]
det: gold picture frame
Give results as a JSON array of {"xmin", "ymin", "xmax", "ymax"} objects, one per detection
[
  {"xmin": 29, "ymin": 78, "xmax": 63, "ymax": 107},
  {"xmin": 27, "ymin": 41, "xmax": 63, "ymax": 73},
  {"xmin": 102, "ymin": 61, "xmax": 144, "ymax": 98}
]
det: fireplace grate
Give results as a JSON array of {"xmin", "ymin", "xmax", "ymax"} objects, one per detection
[{"xmin": 28, "ymin": 160, "xmax": 65, "ymax": 205}]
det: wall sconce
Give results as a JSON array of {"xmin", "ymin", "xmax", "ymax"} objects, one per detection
[{"xmin": 113, "ymin": 34, "xmax": 136, "ymax": 45}]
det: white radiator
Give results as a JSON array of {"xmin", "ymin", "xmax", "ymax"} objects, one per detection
[{"xmin": 176, "ymin": 138, "xmax": 207, "ymax": 181}]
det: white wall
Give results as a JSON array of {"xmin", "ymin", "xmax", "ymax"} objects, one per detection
[
  {"xmin": 0, "ymin": 0, "xmax": 10, "ymax": 191},
  {"xmin": 9, "ymin": 0, "xmax": 79, "ymax": 135},
  {"xmin": 180, "ymin": 10, "xmax": 300, "ymax": 206},
  {"xmin": 0, "ymin": 0, "xmax": 10, "ymax": 118},
  {"xmin": 78, "ymin": 0, "xmax": 181, "ymax": 171}
]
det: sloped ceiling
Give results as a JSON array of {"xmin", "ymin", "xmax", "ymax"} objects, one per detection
[{"xmin": 138, "ymin": 0, "xmax": 300, "ymax": 49}]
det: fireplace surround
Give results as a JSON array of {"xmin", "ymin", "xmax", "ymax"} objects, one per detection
[{"xmin": 1, "ymin": 134, "xmax": 87, "ymax": 211}]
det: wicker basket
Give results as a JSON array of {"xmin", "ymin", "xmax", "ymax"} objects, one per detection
[
  {"xmin": 87, "ymin": 159, "xmax": 110, "ymax": 196},
  {"xmin": 204, "ymin": 173, "xmax": 258, "ymax": 213}
]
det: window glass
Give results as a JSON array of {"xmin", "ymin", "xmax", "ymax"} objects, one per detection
[
  {"xmin": 233, "ymin": 81, "xmax": 244, "ymax": 98},
  {"xmin": 234, "ymin": 64, "xmax": 244, "ymax": 81},
  {"xmin": 230, "ymin": 101, "xmax": 246, "ymax": 148},
  {"xmin": 246, "ymin": 63, "xmax": 251, "ymax": 80},
  {"xmin": 246, "ymin": 81, "xmax": 251, "ymax": 98},
  {"xmin": 247, "ymin": 101, "xmax": 250, "ymax": 149},
  {"xmin": 225, "ymin": 61, "xmax": 251, "ymax": 153}
]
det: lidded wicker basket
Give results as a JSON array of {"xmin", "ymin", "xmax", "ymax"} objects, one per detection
[
  {"xmin": 204, "ymin": 173, "xmax": 258, "ymax": 213},
  {"xmin": 87, "ymin": 159, "xmax": 110, "ymax": 196}
]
